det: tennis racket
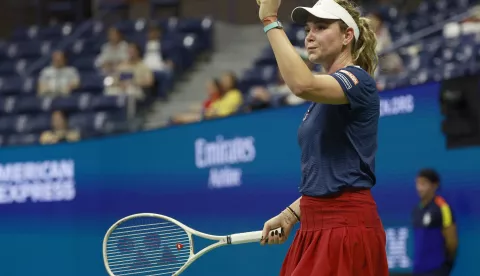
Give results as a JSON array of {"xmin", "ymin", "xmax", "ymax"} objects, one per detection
[{"xmin": 103, "ymin": 213, "xmax": 282, "ymax": 276}]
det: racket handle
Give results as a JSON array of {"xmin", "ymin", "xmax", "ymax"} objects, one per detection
[
  {"xmin": 228, "ymin": 231, "xmax": 262, "ymax": 244},
  {"xmin": 228, "ymin": 228, "xmax": 282, "ymax": 245}
]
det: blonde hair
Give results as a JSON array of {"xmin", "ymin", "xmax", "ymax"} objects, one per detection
[{"xmin": 334, "ymin": 0, "xmax": 378, "ymax": 76}]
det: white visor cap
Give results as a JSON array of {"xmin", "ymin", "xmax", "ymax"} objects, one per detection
[{"xmin": 291, "ymin": 0, "xmax": 360, "ymax": 41}]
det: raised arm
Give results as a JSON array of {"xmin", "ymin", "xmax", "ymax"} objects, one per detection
[{"xmin": 265, "ymin": 28, "xmax": 348, "ymax": 104}]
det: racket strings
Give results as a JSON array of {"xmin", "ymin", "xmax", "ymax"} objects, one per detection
[
  {"xmin": 108, "ymin": 251, "xmax": 191, "ymax": 267},
  {"xmin": 109, "ymin": 222, "xmax": 180, "ymax": 236},
  {"xmin": 109, "ymin": 253, "xmax": 191, "ymax": 276},
  {"xmin": 107, "ymin": 239, "xmax": 190, "ymax": 262},
  {"xmin": 108, "ymin": 229, "xmax": 187, "ymax": 242},
  {"xmin": 106, "ymin": 217, "xmax": 191, "ymax": 276}
]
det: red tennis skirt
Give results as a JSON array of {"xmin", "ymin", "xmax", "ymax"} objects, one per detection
[{"xmin": 280, "ymin": 188, "xmax": 389, "ymax": 276}]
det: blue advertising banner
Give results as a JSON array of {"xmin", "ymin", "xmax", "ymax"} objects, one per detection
[{"xmin": 0, "ymin": 81, "xmax": 479, "ymax": 276}]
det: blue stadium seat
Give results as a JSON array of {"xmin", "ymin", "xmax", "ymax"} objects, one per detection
[
  {"xmin": 78, "ymin": 38, "xmax": 104, "ymax": 55},
  {"xmin": 6, "ymin": 41, "xmax": 52, "ymax": 59},
  {"xmin": 0, "ymin": 59, "xmax": 30, "ymax": 76},
  {"xmin": 0, "ymin": 61, "xmax": 18, "ymax": 75},
  {"xmin": 178, "ymin": 18, "xmax": 206, "ymax": 33},
  {"xmin": 16, "ymin": 114, "xmax": 51, "ymax": 133},
  {"xmin": 79, "ymin": 21, "xmax": 107, "ymax": 39},
  {"xmin": 39, "ymin": 23, "xmax": 74, "ymax": 40},
  {"xmin": 90, "ymin": 95, "xmax": 127, "ymax": 111},
  {"xmin": 72, "ymin": 55, "xmax": 96, "ymax": 71},
  {"xmin": 270, "ymin": 94, "xmax": 288, "ymax": 108},
  {"xmin": 254, "ymin": 48, "xmax": 276, "ymax": 66},
  {"xmin": 80, "ymin": 73, "xmax": 105, "ymax": 92},
  {"xmin": 241, "ymin": 65, "xmax": 278, "ymax": 91},
  {"xmin": 115, "ymin": 19, "xmax": 147, "ymax": 35},
  {"xmin": 157, "ymin": 18, "xmax": 179, "ymax": 34},
  {"xmin": 0, "ymin": 77, "xmax": 30, "ymax": 95},
  {"xmin": 10, "ymin": 26, "xmax": 41, "ymax": 42},
  {"xmin": 15, "ymin": 97, "xmax": 51, "ymax": 114},
  {"xmin": 69, "ymin": 112, "xmax": 94, "ymax": 130},
  {"xmin": 0, "ymin": 116, "xmax": 17, "ymax": 134},
  {"xmin": 285, "ymin": 27, "xmax": 306, "ymax": 47},
  {"xmin": 69, "ymin": 111, "xmax": 125, "ymax": 133},
  {"xmin": 0, "ymin": 97, "xmax": 16, "ymax": 115},
  {"xmin": 125, "ymin": 33, "xmax": 146, "ymax": 47},
  {"xmin": 51, "ymin": 94, "xmax": 91, "ymax": 112},
  {"xmin": 7, "ymin": 133, "xmax": 39, "ymax": 146},
  {"xmin": 11, "ymin": 23, "xmax": 74, "ymax": 42}
]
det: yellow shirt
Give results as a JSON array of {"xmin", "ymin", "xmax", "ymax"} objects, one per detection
[{"xmin": 205, "ymin": 89, "xmax": 243, "ymax": 117}]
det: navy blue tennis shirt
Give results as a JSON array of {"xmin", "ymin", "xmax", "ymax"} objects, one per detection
[{"xmin": 297, "ymin": 66, "xmax": 379, "ymax": 196}]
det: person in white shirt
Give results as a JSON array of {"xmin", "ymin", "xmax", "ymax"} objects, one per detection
[
  {"xmin": 96, "ymin": 27, "xmax": 129, "ymax": 75},
  {"xmin": 37, "ymin": 50, "xmax": 80, "ymax": 97},
  {"xmin": 104, "ymin": 43, "xmax": 154, "ymax": 101},
  {"xmin": 143, "ymin": 25, "xmax": 174, "ymax": 72}
]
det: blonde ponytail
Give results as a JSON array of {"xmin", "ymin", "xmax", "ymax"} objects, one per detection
[
  {"xmin": 334, "ymin": 0, "xmax": 379, "ymax": 76},
  {"xmin": 353, "ymin": 17, "xmax": 378, "ymax": 76}
]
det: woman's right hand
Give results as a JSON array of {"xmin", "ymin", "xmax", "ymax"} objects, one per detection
[
  {"xmin": 260, "ymin": 209, "xmax": 298, "ymax": 245},
  {"xmin": 257, "ymin": 0, "xmax": 281, "ymax": 22}
]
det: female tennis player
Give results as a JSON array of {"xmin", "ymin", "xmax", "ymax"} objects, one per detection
[{"xmin": 258, "ymin": 0, "xmax": 389, "ymax": 275}]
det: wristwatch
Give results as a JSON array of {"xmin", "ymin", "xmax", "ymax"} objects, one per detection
[{"xmin": 263, "ymin": 21, "xmax": 283, "ymax": 33}]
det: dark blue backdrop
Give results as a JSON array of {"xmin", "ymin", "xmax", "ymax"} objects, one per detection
[{"xmin": 0, "ymin": 81, "xmax": 478, "ymax": 276}]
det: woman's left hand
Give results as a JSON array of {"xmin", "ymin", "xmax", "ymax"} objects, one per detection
[{"xmin": 257, "ymin": 0, "xmax": 281, "ymax": 22}]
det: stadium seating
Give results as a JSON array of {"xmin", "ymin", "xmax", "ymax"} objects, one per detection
[
  {"xmin": 239, "ymin": 0, "xmax": 479, "ymax": 105},
  {"xmin": 0, "ymin": 17, "xmax": 214, "ymax": 146},
  {"xmin": 0, "ymin": 0, "xmax": 478, "ymax": 147}
]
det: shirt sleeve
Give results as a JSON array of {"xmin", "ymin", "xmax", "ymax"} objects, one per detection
[
  {"xmin": 435, "ymin": 196, "xmax": 455, "ymax": 228},
  {"xmin": 119, "ymin": 42, "xmax": 129, "ymax": 62},
  {"xmin": 330, "ymin": 67, "xmax": 376, "ymax": 110},
  {"xmin": 67, "ymin": 67, "xmax": 80, "ymax": 83},
  {"xmin": 38, "ymin": 67, "xmax": 50, "ymax": 82},
  {"xmin": 95, "ymin": 44, "xmax": 108, "ymax": 66}
]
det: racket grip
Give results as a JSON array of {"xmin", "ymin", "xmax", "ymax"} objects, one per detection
[
  {"xmin": 228, "ymin": 231, "xmax": 263, "ymax": 245},
  {"xmin": 228, "ymin": 228, "xmax": 282, "ymax": 245}
]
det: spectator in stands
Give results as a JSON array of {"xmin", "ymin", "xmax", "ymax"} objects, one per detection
[
  {"xmin": 143, "ymin": 24, "xmax": 175, "ymax": 98},
  {"xmin": 245, "ymin": 71, "xmax": 304, "ymax": 111},
  {"xmin": 244, "ymin": 60, "xmax": 320, "ymax": 112},
  {"xmin": 39, "ymin": 110, "xmax": 80, "ymax": 145},
  {"xmin": 104, "ymin": 43, "xmax": 154, "ymax": 101},
  {"xmin": 201, "ymin": 78, "xmax": 222, "ymax": 110},
  {"xmin": 203, "ymin": 71, "xmax": 243, "ymax": 119},
  {"xmin": 368, "ymin": 13, "xmax": 403, "ymax": 75},
  {"xmin": 37, "ymin": 50, "xmax": 80, "ymax": 97},
  {"xmin": 96, "ymin": 27, "xmax": 129, "ymax": 75},
  {"xmin": 143, "ymin": 25, "xmax": 174, "ymax": 73},
  {"xmin": 170, "ymin": 78, "xmax": 222, "ymax": 124}
]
